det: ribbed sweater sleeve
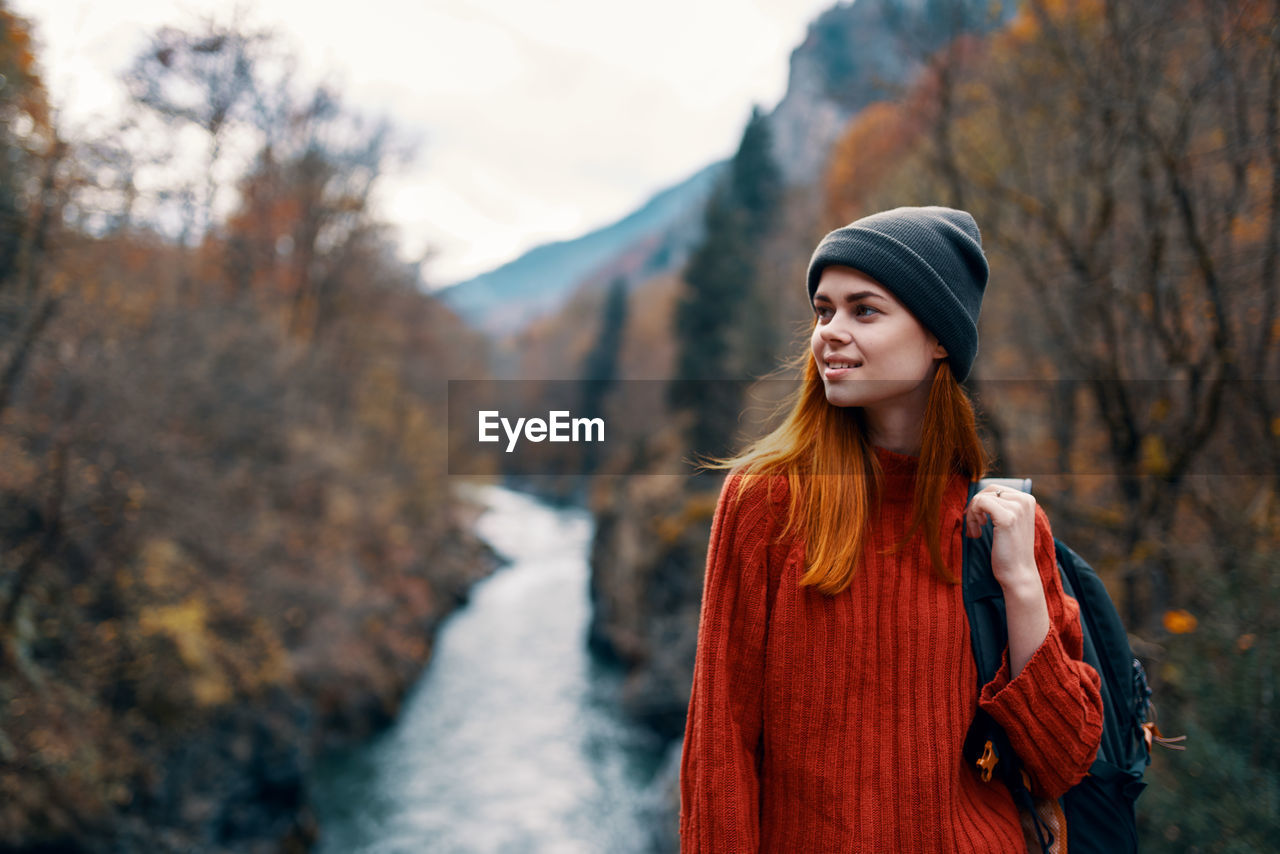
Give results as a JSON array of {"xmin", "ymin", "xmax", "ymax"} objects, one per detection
[
  {"xmin": 977, "ymin": 503, "xmax": 1105, "ymax": 799},
  {"xmin": 679, "ymin": 472, "xmax": 776, "ymax": 853}
]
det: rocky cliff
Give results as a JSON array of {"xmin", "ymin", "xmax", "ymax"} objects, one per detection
[{"xmin": 767, "ymin": 0, "xmax": 1016, "ymax": 187}]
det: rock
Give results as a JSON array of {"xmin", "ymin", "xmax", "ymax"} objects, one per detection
[{"xmin": 587, "ymin": 474, "xmax": 718, "ymax": 740}]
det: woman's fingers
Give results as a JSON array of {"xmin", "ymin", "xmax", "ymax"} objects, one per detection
[
  {"xmin": 968, "ymin": 487, "xmax": 1040, "ymax": 589},
  {"xmin": 964, "ymin": 487, "xmax": 1029, "ymax": 537}
]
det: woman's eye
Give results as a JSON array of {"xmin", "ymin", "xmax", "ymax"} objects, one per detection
[{"xmin": 815, "ymin": 304, "xmax": 877, "ymax": 320}]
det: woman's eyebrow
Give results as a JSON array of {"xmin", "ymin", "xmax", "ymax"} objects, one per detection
[{"xmin": 813, "ymin": 290, "xmax": 884, "ymax": 304}]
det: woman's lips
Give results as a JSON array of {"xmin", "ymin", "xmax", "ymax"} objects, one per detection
[{"xmin": 823, "ymin": 365, "xmax": 859, "ymax": 379}]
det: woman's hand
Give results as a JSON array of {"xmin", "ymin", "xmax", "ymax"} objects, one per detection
[
  {"xmin": 964, "ymin": 485, "xmax": 1050, "ymax": 676},
  {"xmin": 964, "ymin": 485, "xmax": 1040, "ymax": 596}
]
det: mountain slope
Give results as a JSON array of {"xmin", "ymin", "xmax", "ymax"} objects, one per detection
[{"xmin": 433, "ymin": 162, "xmax": 723, "ymax": 337}]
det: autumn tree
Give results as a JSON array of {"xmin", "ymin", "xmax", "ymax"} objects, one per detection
[
  {"xmin": 0, "ymin": 4, "xmax": 62, "ymax": 427},
  {"xmin": 123, "ymin": 11, "xmax": 271, "ymax": 244},
  {"xmin": 907, "ymin": 0, "xmax": 1278, "ymax": 624},
  {"xmin": 225, "ymin": 85, "xmax": 409, "ymax": 343},
  {"xmin": 0, "ymin": 6, "xmax": 48, "ymax": 283}
]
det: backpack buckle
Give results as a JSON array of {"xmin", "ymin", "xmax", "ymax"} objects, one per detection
[{"xmin": 977, "ymin": 739, "xmax": 999, "ymax": 782}]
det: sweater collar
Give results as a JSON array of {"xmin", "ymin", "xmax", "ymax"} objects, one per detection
[{"xmin": 872, "ymin": 445, "xmax": 920, "ymax": 503}]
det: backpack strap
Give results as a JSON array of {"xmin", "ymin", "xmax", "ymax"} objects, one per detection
[
  {"xmin": 962, "ymin": 476, "xmax": 1033, "ymax": 679},
  {"xmin": 962, "ymin": 476, "xmax": 1056, "ymax": 854}
]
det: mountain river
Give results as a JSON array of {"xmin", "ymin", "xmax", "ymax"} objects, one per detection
[{"xmin": 308, "ymin": 482, "xmax": 670, "ymax": 854}]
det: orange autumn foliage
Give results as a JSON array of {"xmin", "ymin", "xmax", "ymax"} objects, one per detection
[
  {"xmin": 0, "ymin": 7, "xmax": 50, "ymax": 132},
  {"xmin": 824, "ymin": 101, "xmax": 923, "ymax": 225}
]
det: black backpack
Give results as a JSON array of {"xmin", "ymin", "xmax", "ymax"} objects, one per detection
[{"xmin": 961, "ymin": 477, "xmax": 1183, "ymax": 853}]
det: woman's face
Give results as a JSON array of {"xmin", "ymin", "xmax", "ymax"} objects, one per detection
[{"xmin": 810, "ymin": 265, "xmax": 948, "ymax": 411}]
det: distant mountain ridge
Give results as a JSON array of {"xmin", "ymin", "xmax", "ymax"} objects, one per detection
[{"xmin": 434, "ymin": 162, "xmax": 723, "ymax": 336}]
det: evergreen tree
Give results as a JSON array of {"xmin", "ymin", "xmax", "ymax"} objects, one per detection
[
  {"xmin": 582, "ymin": 276, "xmax": 628, "ymax": 389},
  {"xmin": 730, "ymin": 106, "xmax": 783, "ymax": 242},
  {"xmin": 580, "ymin": 276, "xmax": 628, "ymax": 475},
  {"xmin": 668, "ymin": 106, "xmax": 783, "ymax": 464}
]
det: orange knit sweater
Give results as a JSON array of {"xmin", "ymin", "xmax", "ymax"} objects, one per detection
[{"xmin": 679, "ymin": 445, "xmax": 1104, "ymax": 853}]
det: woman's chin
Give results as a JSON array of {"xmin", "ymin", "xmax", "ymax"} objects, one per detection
[
  {"xmin": 823, "ymin": 376, "xmax": 926, "ymax": 410},
  {"xmin": 823, "ymin": 386, "xmax": 865, "ymax": 408}
]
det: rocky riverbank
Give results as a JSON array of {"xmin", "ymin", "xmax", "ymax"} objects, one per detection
[
  {"xmin": 585, "ymin": 473, "xmax": 724, "ymax": 849},
  {"xmin": 0, "ymin": 489, "xmax": 505, "ymax": 854}
]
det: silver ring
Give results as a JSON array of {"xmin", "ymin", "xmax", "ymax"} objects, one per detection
[{"xmin": 995, "ymin": 490, "xmax": 1004, "ymax": 497}]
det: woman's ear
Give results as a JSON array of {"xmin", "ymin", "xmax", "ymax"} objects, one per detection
[{"xmin": 932, "ymin": 339, "xmax": 948, "ymax": 360}]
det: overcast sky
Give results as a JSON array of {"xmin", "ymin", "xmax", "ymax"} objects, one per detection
[{"xmin": 16, "ymin": 0, "xmax": 834, "ymax": 287}]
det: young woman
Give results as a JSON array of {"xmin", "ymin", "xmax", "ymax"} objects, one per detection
[{"xmin": 678, "ymin": 206, "xmax": 1104, "ymax": 852}]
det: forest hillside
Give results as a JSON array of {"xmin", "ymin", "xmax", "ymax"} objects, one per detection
[{"xmin": 0, "ymin": 7, "xmax": 506, "ymax": 851}]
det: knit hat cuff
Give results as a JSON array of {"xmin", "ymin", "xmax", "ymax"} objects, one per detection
[{"xmin": 806, "ymin": 227, "xmax": 979, "ymax": 379}]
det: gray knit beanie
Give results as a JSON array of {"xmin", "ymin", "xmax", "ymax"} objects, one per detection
[{"xmin": 805, "ymin": 206, "xmax": 989, "ymax": 382}]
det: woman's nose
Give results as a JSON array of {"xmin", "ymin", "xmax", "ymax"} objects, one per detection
[{"xmin": 820, "ymin": 318, "xmax": 851, "ymax": 343}]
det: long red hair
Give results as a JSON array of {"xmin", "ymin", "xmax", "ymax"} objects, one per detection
[{"xmin": 700, "ymin": 323, "xmax": 990, "ymax": 595}]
